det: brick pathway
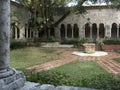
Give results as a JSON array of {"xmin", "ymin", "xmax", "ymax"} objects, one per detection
[{"xmin": 26, "ymin": 49, "xmax": 120, "ymax": 74}]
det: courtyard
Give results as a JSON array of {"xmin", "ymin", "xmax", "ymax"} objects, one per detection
[
  {"xmin": 10, "ymin": 46, "xmax": 120, "ymax": 90},
  {"xmin": 1, "ymin": 0, "xmax": 120, "ymax": 90}
]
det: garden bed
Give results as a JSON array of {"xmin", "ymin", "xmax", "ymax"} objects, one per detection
[{"xmin": 101, "ymin": 45, "xmax": 120, "ymax": 51}]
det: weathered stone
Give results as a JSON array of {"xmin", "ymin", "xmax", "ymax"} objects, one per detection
[
  {"xmin": 17, "ymin": 82, "xmax": 40, "ymax": 90},
  {"xmin": 0, "ymin": 69, "xmax": 26, "ymax": 90},
  {"xmin": 39, "ymin": 84, "xmax": 55, "ymax": 90},
  {"xmin": 83, "ymin": 43, "xmax": 95, "ymax": 54},
  {"xmin": 55, "ymin": 86, "xmax": 96, "ymax": 90},
  {"xmin": 0, "ymin": 79, "xmax": 4, "ymax": 87}
]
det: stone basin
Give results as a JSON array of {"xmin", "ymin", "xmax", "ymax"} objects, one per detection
[{"xmin": 83, "ymin": 43, "xmax": 95, "ymax": 53}]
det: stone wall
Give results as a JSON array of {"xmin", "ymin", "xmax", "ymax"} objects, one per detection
[
  {"xmin": 10, "ymin": 1, "xmax": 29, "ymax": 40},
  {"xmin": 10, "ymin": 3, "xmax": 120, "ymax": 41},
  {"xmin": 57, "ymin": 6, "xmax": 120, "ymax": 41}
]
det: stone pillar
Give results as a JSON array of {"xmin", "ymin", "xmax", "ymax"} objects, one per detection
[
  {"xmin": 54, "ymin": 26, "xmax": 61, "ymax": 40},
  {"xmin": 117, "ymin": 25, "xmax": 119, "ymax": 38},
  {"xmin": 26, "ymin": 25, "xmax": 28, "ymax": 38},
  {"xmin": 65, "ymin": 24, "xmax": 67, "ymax": 39},
  {"xmin": 97, "ymin": 24, "xmax": 99, "ymax": 39},
  {"xmin": 71, "ymin": 25, "xmax": 74, "ymax": 39},
  {"xmin": 105, "ymin": 25, "xmax": 111, "ymax": 38},
  {"xmin": 0, "ymin": 1, "xmax": 25, "ymax": 89},
  {"xmin": 0, "ymin": 0, "xmax": 10, "ymax": 70},
  {"xmin": 90, "ymin": 25, "xmax": 92, "ymax": 39}
]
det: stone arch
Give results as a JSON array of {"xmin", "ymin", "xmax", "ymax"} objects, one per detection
[
  {"xmin": 60, "ymin": 24, "xmax": 65, "ymax": 40},
  {"xmin": 73, "ymin": 24, "xmax": 79, "ymax": 38},
  {"xmin": 67, "ymin": 24, "xmax": 72, "ymax": 38},
  {"xmin": 85, "ymin": 23, "xmax": 90, "ymax": 38},
  {"xmin": 111, "ymin": 23, "xmax": 117, "ymax": 38},
  {"xmin": 92, "ymin": 23, "xmax": 97, "ymax": 38},
  {"xmin": 99, "ymin": 23, "xmax": 105, "ymax": 38}
]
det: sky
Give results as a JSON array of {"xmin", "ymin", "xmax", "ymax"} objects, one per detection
[{"xmin": 68, "ymin": 0, "xmax": 111, "ymax": 6}]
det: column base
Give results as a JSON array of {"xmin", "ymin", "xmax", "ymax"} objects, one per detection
[{"xmin": 0, "ymin": 68, "xmax": 25, "ymax": 90}]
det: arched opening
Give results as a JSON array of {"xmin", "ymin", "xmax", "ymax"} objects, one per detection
[
  {"xmin": 38, "ymin": 30, "xmax": 44, "ymax": 38},
  {"xmin": 28, "ymin": 29, "xmax": 30, "ymax": 38},
  {"xmin": 111, "ymin": 23, "xmax": 117, "ymax": 38},
  {"xmin": 92, "ymin": 23, "xmax": 97, "ymax": 39},
  {"xmin": 67, "ymin": 24, "xmax": 72, "ymax": 38},
  {"xmin": 17, "ymin": 28, "xmax": 20, "ymax": 38},
  {"xmin": 25, "ymin": 24, "xmax": 27, "ymax": 38},
  {"xmin": 73, "ymin": 24, "xmax": 79, "ymax": 38},
  {"xmin": 50, "ymin": 27, "xmax": 55, "ymax": 37},
  {"xmin": 99, "ymin": 23, "xmax": 105, "ymax": 38},
  {"xmin": 31, "ymin": 31, "xmax": 33, "ymax": 38},
  {"xmin": 12, "ymin": 27, "xmax": 15, "ymax": 39},
  {"xmin": 60, "ymin": 24, "xmax": 65, "ymax": 40},
  {"xmin": 119, "ymin": 24, "xmax": 120, "ymax": 38},
  {"xmin": 85, "ymin": 23, "xmax": 90, "ymax": 38}
]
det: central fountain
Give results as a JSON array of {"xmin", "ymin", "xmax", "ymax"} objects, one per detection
[
  {"xmin": 73, "ymin": 43, "xmax": 108, "ymax": 57},
  {"xmin": 83, "ymin": 43, "xmax": 95, "ymax": 53}
]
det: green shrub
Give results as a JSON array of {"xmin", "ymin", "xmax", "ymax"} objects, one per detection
[
  {"xmin": 25, "ymin": 71, "xmax": 120, "ymax": 90},
  {"xmin": 103, "ymin": 39, "xmax": 120, "ymax": 45},
  {"xmin": 48, "ymin": 36, "xmax": 57, "ymax": 42},
  {"xmin": 10, "ymin": 41, "xmax": 27, "ymax": 49},
  {"xmin": 61, "ymin": 38, "xmax": 88, "ymax": 45},
  {"xmin": 25, "ymin": 71, "xmax": 76, "ymax": 86}
]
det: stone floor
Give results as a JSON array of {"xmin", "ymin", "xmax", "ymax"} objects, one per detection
[{"xmin": 26, "ymin": 49, "xmax": 120, "ymax": 75}]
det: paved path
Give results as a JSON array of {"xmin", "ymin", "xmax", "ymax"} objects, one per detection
[{"xmin": 26, "ymin": 49, "xmax": 120, "ymax": 74}]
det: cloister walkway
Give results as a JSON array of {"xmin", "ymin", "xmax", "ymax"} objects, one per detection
[{"xmin": 26, "ymin": 49, "xmax": 120, "ymax": 75}]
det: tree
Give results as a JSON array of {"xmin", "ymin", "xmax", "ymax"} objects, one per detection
[
  {"xmin": 19, "ymin": 0, "xmax": 120, "ymax": 41},
  {"xmin": 19, "ymin": 0, "xmax": 73, "ymax": 41}
]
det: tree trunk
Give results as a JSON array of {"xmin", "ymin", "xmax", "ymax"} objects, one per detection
[{"xmin": 0, "ymin": 0, "xmax": 10, "ymax": 70}]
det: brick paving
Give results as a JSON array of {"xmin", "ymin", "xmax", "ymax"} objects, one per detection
[{"xmin": 26, "ymin": 49, "xmax": 120, "ymax": 74}]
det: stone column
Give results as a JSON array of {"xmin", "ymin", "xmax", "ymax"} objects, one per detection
[
  {"xmin": 0, "ymin": 0, "xmax": 10, "ymax": 70},
  {"xmin": 71, "ymin": 25, "xmax": 74, "ymax": 39},
  {"xmin": 54, "ymin": 26, "xmax": 61, "ymax": 40},
  {"xmin": 0, "ymin": 1, "xmax": 25, "ymax": 89},
  {"xmin": 117, "ymin": 25, "xmax": 119, "ymax": 38},
  {"xmin": 90, "ymin": 25, "xmax": 92, "ymax": 39},
  {"xmin": 65, "ymin": 24, "xmax": 67, "ymax": 39},
  {"xmin": 26, "ymin": 25, "xmax": 28, "ymax": 38}
]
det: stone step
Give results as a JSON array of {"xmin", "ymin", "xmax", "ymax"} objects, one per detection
[{"xmin": 18, "ymin": 83, "xmax": 96, "ymax": 90}]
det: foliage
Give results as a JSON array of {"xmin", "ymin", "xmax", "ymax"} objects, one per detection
[
  {"xmin": 61, "ymin": 38, "xmax": 88, "ymax": 45},
  {"xmin": 10, "ymin": 47, "xmax": 62, "ymax": 69},
  {"xmin": 25, "ymin": 66, "xmax": 120, "ymax": 90},
  {"xmin": 102, "ymin": 39, "xmax": 120, "ymax": 45},
  {"xmin": 25, "ymin": 71, "xmax": 76, "ymax": 86},
  {"xmin": 48, "ymin": 36, "xmax": 57, "ymax": 42},
  {"xmin": 10, "ymin": 41, "xmax": 27, "ymax": 50}
]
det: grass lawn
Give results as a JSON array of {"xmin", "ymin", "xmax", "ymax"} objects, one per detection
[
  {"xmin": 49, "ymin": 61, "xmax": 109, "ymax": 80},
  {"xmin": 10, "ymin": 47, "xmax": 62, "ymax": 69},
  {"xmin": 27, "ymin": 61, "xmax": 120, "ymax": 90}
]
